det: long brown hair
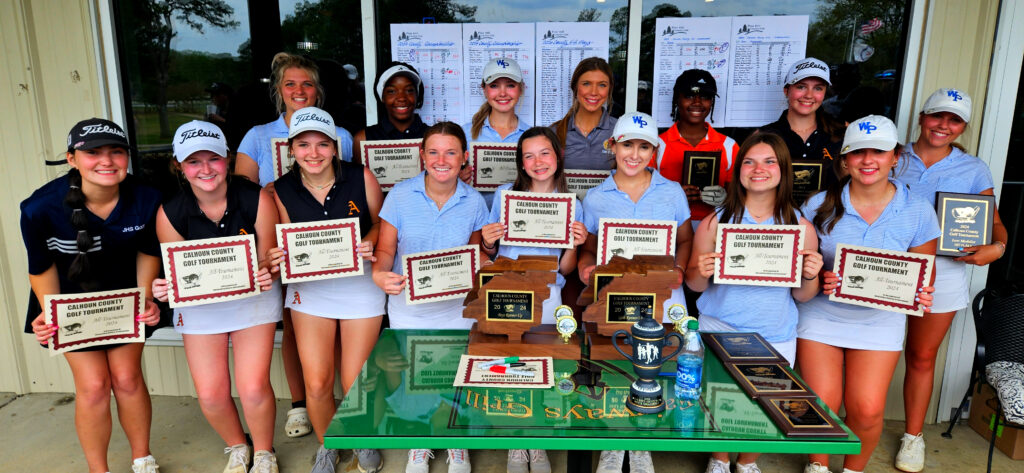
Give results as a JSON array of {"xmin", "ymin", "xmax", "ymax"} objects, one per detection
[
  {"xmin": 551, "ymin": 57, "xmax": 614, "ymax": 146},
  {"xmin": 719, "ymin": 133, "xmax": 799, "ymax": 225},
  {"xmin": 470, "ymin": 78, "xmax": 525, "ymax": 140},
  {"xmin": 512, "ymin": 127, "xmax": 568, "ymax": 193},
  {"xmin": 812, "ymin": 144, "xmax": 903, "ymax": 234},
  {"xmin": 270, "ymin": 52, "xmax": 325, "ymax": 114}
]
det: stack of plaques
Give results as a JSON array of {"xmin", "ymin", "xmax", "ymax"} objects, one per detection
[{"xmin": 704, "ymin": 332, "xmax": 846, "ymax": 437}]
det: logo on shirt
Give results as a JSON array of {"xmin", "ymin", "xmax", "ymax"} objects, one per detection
[
  {"xmin": 122, "ymin": 224, "xmax": 145, "ymax": 233},
  {"xmin": 347, "ymin": 200, "xmax": 361, "ymax": 216},
  {"xmin": 858, "ymin": 122, "xmax": 878, "ymax": 134},
  {"xmin": 947, "ymin": 89, "xmax": 963, "ymax": 102}
]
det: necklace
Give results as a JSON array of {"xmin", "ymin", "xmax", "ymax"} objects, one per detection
[{"xmin": 301, "ymin": 172, "xmax": 334, "ymax": 190}]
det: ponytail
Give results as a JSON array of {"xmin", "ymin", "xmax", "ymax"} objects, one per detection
[
  {"xmin": 470, "ymin": 102, "xmax": 492, "ymax": 140},
  {"xmin": 551, "ymin": 102, "xmax": 579, "ymax": 148},
  {"xmin": 64, "ymin": 168, "xmax": 100, "ymax": 291}
]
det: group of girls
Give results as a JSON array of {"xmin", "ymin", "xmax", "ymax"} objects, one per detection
[{"xmin": 22, "ymin": 49, "xmax": 1005, "ymax": 473}]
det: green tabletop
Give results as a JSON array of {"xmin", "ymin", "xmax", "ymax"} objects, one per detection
[{"xmin": 325, "ymin": 329, "xmax": 859, "ymax": 454}]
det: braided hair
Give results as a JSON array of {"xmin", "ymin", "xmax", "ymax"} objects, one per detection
[{"xmin": 64, "ymin": 168, "xmax": 100, "ymax": 291}]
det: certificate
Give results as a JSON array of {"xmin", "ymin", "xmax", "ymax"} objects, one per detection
[
  {"xmin": 682, "ymin": 150, "xmax": 720, "ymax": 189},
  {"xmin": 935, "ymin": 192, "xmax": 995, "ymax": 257},
  {"xmin": 272, "ymin": 137, "xmax": 345, "ymax": 180},
  {"xmin": 406, "ymin": 335, "xmax": 467, "ymax": 394},
  {"xmin": 359, "ymin": 139, "xmax": 424, "ymax": 191},
  {"xmin": 791, "ymin": 160, "xmax": 826, "ymax": 201},
  {"xmin": 470, "ymin": 142, "xmax": 518, "ymax": 190},
  {"xmin": 46, "ymin": 288, "xmax": 145, "ymax": 356},
  {"xmin": 596, "ymin": 218, "xmax": 677, "ymax": 265},
  {"xmin": 161, "ymin": 235, "xmax": 260, "ymax": 308},
  {"xmin": 276, "ymin": 218, "xmax": 362, "ymax": 284},
  {"xmin": 565, "ymin": 169, "xmax": 610, "ymax": 200},
  {"xmin": 403, "ymin": 245, "xmax": 479, "ymax": 305},
  {"xmin": 714, "ymin": 224, "xmax": 805, "ymax": 287},
  {"xmin": 829, "ymin": 244, "xmax": 934, "ymax": 316},
  {"xmin": 499, "ymin": 190, "xmax": 576, "ymax": 249}
]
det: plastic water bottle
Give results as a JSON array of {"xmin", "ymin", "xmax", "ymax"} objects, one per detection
[{"xmin": 674, "ymin": 319, "xmax": 704, "ymax": 400}]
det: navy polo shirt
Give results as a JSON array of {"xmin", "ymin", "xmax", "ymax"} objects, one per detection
[
  {"xmin": 759, "ymin": 110, "xmax": 841, "ymax": 195},
  {"xmin": 275, "ymin": 161, "xmax": 373, "ymax": 238},
  {"xmin": 163, "ymin": 178, "xmax": 262, "ymax": 238},
  {"xmin": 365, "ymin": 114, "xmax": 429, "ymax": 141},
  {"xmin": 20, "ymin": 174, "xmax": 161, "ymax": 332}
]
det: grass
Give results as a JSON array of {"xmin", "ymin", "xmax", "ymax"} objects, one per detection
[{"xmin": 132, "ymin": 110, "xmax": 203, "ymax": 148}]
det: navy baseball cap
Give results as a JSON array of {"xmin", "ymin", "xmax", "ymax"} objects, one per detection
[{"xmin": 66, "ymin": 118, "xmax": 129, "ymax": 152}]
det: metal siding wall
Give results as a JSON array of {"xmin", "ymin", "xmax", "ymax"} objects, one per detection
[{"xmin": 141, "ymin": 346, "xmax": 292, "ymax": 398}]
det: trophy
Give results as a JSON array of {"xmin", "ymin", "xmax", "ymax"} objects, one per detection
[{"xmin": 611, "ymin": 310, "xmax": 684, "ymax": 414}]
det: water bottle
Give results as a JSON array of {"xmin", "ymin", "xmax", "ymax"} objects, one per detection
[{"xmin": 674, "ymin": 319, "xmax": 704, "ymax": 400}]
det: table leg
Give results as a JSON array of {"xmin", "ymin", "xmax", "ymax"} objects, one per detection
[{"xmin": 566, "ymin": 450, "xmax": 593, "ymax": 473}]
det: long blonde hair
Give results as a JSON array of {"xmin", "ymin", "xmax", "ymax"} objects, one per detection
[
  {"xmin": 470, "ymin": 79, "xmax": 525, "ymax": 140},
  {"xmin": 270, "ymin": 52, "xmax": 325, "ymax": 114}
]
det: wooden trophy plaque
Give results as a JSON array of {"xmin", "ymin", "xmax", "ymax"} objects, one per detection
[
  {"xmin": 463, "ymin": 255, "xmax": 581, "ymax": 359},
  {"xmin": 579, "ymin": 255, "xmax": 680, "ymax": 360}
]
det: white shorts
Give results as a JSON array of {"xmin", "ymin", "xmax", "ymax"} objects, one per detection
[
  {"xmin": 698, "ymin": 314, "xmax": 796, "ymax": 365},
  {"xmin": 173, "ymin": 281, "xmax": 284, "ymax": 335},
  {"xmin": 930, "ymin": 256, "xmax": 969, "ymax": 313},
  {"xmin": 285, "ymin": 271, "xmax": 385, "ymax": 319}
]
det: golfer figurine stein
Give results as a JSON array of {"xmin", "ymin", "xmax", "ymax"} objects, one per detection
[{"xmin": 612, "ymin": 309, "xmax": 684, "ymax": 414}]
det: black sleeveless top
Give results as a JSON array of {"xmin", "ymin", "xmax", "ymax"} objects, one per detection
[
  {"xmin": 364, "ymin": 114, "xmax": 428, "ymax": 141},
  {"xmin": 163, "ymin": 178, "xmax": 262, "ymax": 239},
  {"xmin": 275, "ymin": 161, "xmax": 373, "ymax": 238}
]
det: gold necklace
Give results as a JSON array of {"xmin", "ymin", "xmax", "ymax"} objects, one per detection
[{"xmin": 301, "ymin": 172, "xmax": 334, "ymax": 190}]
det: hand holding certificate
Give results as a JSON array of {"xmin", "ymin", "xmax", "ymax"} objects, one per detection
[
  {"xmin": 714, "ymin": 224, "xmax": 805, "ymax": 287},
  {"xmin": 276, "ymin": 218, "xmax": 363, "ymax": 283},
  {"xmin": 160, "ymin": 235, "xmax": 261, "ymax": 308},
  {"xmin": 499, "ymin": 191, "xmax": 576, "ymax": 248},
  {"xmin": 828, "ymin": 244, "xmax": 934, "ymax": 316},
  {"xmin": 46, "ymin": 288, "xmax": 145, "ymax": 355},
  {"xmin": 596, "ymin": 218, "xmax": 677, "ymax": 265},
  {"xmin": 402, "ymin": 245, "xmax": 480, "ymax": 305}
]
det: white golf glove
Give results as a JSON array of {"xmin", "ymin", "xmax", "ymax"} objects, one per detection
[{"xmin": 700, "ymin": 185, "xmax": 727, "ymax": 207}]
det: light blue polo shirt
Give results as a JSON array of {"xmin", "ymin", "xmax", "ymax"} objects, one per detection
[
  {"xmin": 237, "ymin": 114, "xmax": 354, "ymax": 186},
  {"xmin": 582, "ymin": 169, "xmax": 692, "ymax": 315},
  {"xmin": 696, "ymin": 210, "xmax": 800, "ymax": 343},
  {"xmin": 379, "ymin": 172, "xmax": 489, "ymax": 329},
  {"xmin": 797, "ymin": 181, "xmax": 941, "ymax": 350}
]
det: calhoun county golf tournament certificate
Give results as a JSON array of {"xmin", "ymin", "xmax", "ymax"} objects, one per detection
[
  {"xmin": 276, "ymin": 218, "xmax": 362, "ymax": 284},
  {"xmin": 360, "ymin": 139, "xmax": 424, "ymax": 191},
  {"xmin": 714, "ymin": 223, "xmax": 805, "ymax": 287},
  {"xmin": 161, "ymin": 235, "xmax": 260, "ymax": 308},
  {"xmin": 46, "ymin": 288, "xmax": 145, "ymax": 355},
  {"xmin": 403, "ymin": 245, "xmax": 479, "ymax": 305},
  {"xmin": 565, "ymin": 169, "xmax": 610, "ymax": 200},
  {"xmin": 470, "ymin": 142, "xmax": 518, "ymax": 190},
  {"xmin": 499, "ymin": 190, "xmax": 576, "ymax": 249},
  {"xmin": 830, "ymin": 244, "xmax": 935, "ymax": 316},
  {"xmin": 596, "ymin": 218, "xmax": 677, "ymax": 265}
]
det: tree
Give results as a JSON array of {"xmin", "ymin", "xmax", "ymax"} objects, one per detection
[
  {"xmin": 808, "ymin": 0, "xmax": 906, "ymax": 81},
  {"xmin": 577, "ymin": 8, "xmax": 601, "ymax": 22}
]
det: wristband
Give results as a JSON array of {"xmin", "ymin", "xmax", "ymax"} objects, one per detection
[
  {"xmin": 482, "ymin": 241, "xmax": 496, "ymax": 250},
  {"xmin": 802, "ymin": 274, "xmax": 818, "ymax": 281}
]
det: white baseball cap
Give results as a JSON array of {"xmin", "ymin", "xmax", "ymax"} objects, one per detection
[
  {"xmin": 785, "ymin": 58, "xmax": 831, "ymax": 86},
  {"xmin": 288, "ymin": 106, "xmax": 337, "ymax": 140},
  {"xmin": 375, "ymin": 64, "xmax": 421, "ymax": 101},
  {"xmin": 342, "ymin": 64, "xmax": 358, "ymax": 81},
  {"xmin": 482, "ymin": 57, "xmax": 523, "ymax": 84},
  {"xmin": 841, "ymin": 115, "xmax": 899, "ymax": 154},
  {"xmin": 610, "ymin": 112, "xmax": 659, "ymax": 145},
  {"xmin": 921, "ymin": 88, "xmax": 972, "ymax": 123},
  {"xmin": 172, "ymin": 120, "xmax": 228, "ymax": 162}
]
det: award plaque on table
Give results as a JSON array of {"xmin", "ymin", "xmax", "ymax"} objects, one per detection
[
  {"xmin": 271, "ymin": 137, "xmax": 345, "ymax": 180},
  {"xmin": 359, "ymin": 139, "xmax": 424, "ymax": 191},
  {"xmin": 724, "ymin": 362, "xmax": 815, "ymax": 399},
  {"xmin": 403, "ymin": 245, "xmax": 479, "ymax": 305},
  {"xmin": 161, "ymin": 235, "xmax": 260, "ymax": 308},
  {"xmin": 791, "ymin": 160, "xmax": 826, "ymax": 201},
  {"xmin": 46, "ymin": 288, "xmax": 145, "ymax": 355},
  {"xmin": 935, "ymin": 192, "xmax": 996, "ymax": 257},
  {"xmin": 829, "ymin": 244, "xmax": 934, "ymax": 317},
  {"xmin": 596, "ymin": 218, "xmax": 677, "ymax": 265},
  {"xmin": 682, "ymin": 150, "xmax": 721, "ymax": 189},
  {"xmin": 701, "ymin": 332, "xmax": 786, "ymax": 365},
  {"xmin": 499, "ymin": 190, "xmax": 576, "ymax": 249},
  {"xmin": 565, "ymin": 169, "xmax": 611, "ymax": 200},
  {"xmin": 714, "ymin": 224, "xmax": 805, "ymax": 287},
  {"xmin": 276, "ymin": 218, "xmax": 362, "ymax": 284},
  {"xmin": 470, "ymin": 142, "xmax": 518, "ymax": 190},
  {"xmin": 757, "ymin": 397, "xmax": 847, "ymax": 437}
]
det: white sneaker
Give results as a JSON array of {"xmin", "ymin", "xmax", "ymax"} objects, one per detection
[
  {"xmin": 804, "ymin": 462, "xmax": 832, "ymax": 473},
  {"xmin": 736, "ymin": 462, "xmax": 761, "ymax": 473},
  {"xmin": 895, "ymin": 432, "xmax": 925, "ymax": 472},
  {"xmin": 628, "ymin": 451, "xmax": 654, "ymax": 473},
  {"xmin": 596, "ymin": 450, "xmax": 624, "ymax": 473},
  {"xmin": 224, "ymin": 444, "xmax": 252, "ymax": 473},
  {"xmin": 529, "ymin": 450, "xmax": 551, "ymax": 473},
  {"xmin": 407, "ymin": 449, "xmax": 434, "ymax": 473},
  {"xmin": 250, "ymin": 450, "xmax": 278, "ymax": 473},
  {"xmin": 286, "ymin": 407, "xmax": 313, "ymax": 438},
  {"xmin": 132, "ymin": 455, "xmax": 160, "ymax": 473},
  {"xmin": 507, "ymin": 450, "xmax": 529, "ymax": 473},
  {"xmin": 705, "ymin": 458, "xmax": 729, "ymax": 473},
  {"xmin": 447, "ymin": 449, "xmax": 471, "ymax": 473}
]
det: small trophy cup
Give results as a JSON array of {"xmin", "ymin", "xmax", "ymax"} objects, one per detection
[{"xmin": 612, "ymin": 308, "xmax": 684, "ymax": 414}]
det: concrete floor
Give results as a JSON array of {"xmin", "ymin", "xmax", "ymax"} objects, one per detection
[{"xmin": 0, "ymin": 393, "xmax": 1018, "ymax": 473}]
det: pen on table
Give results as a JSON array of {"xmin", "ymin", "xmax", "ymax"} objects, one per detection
[
  {"xmin": 479, "ymin": 356, "xmax": 519, "ymax": 368},
  {"xmin": 487, "ymin": 365, "xmax": 533, "ymax": 376}
]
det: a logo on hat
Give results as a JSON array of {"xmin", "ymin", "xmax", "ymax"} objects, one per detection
[
  {"xmin": 177, "ymin": 127, "xmax": 221, "ymax": 144},
  {"xmin": 697, "ymin": 78, "xmax": 706, "ymax": 84},
  {"xmin": 947, "ymin": 89, "xmax": 963, "ymax": 102},
  {"xmin": 79, "ymin": 124, "xmax": 126, "ymax": 138},
  {"xmin": 294, "ymin": 111, "xmax": 331, "ymax": 126},
  {"xmin": 632, "ymin": 115, "xmax": 648, "ymax": 127},
  {"xmin": 496, "ymin": 59, "xmax": 509, "ymax": 69},
  {"xmin": 858, "ymin": 122, "xmax": 878, "ymax": 134},
  {"xmin": 795, "ymin": 61, "xmax": 828, "ymax": 73}
]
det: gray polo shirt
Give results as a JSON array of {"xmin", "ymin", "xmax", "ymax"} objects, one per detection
[{"xmin": 557, "ymin": 109, "xmax": 617, "ymax": 170}]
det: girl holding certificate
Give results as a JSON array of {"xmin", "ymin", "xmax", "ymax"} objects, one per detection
[
  {"xmin": 577, "ymin": 112, "xmax": 693, "ymax": 473},
  {"xmin": 798, "ymin": 116, "xmax": 938, "ymax": 473},
  {"xmin": 24, "ymin": 118, "xmax": 162, "ymax": 473},
  {"xmin": 685, "ymin": 133, "xmax": 823, "ymax": 473},
  {"xmin": 550, "ymin": 57, "xmax": 618, "ymax": 170},
  {"xmin": 353, "ymin": 62, "xmax": 430, "ymax": 153},
  {"xmin": 153, "ymin": 121, "xmax": 282, "ymax": 473},
  {"xmin": 892, "ymin": 88, "xmax": 1007, "ymax": 472},
  {"xmin": 372, "ymin": 122, "xmax": 488, "ymax": 473},
  {"xmin": 266, "ymin": 107, "xmax": 385, "ymax": 473}
]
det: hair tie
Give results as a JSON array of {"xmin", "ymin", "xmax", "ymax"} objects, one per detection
[
  {"xmin": 69, "ymin": 185, "xmax": 80, "ymax": 190},
  {"xmin": 78, "ymin": 250, "xmax": 86, "ymax": 255}
]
